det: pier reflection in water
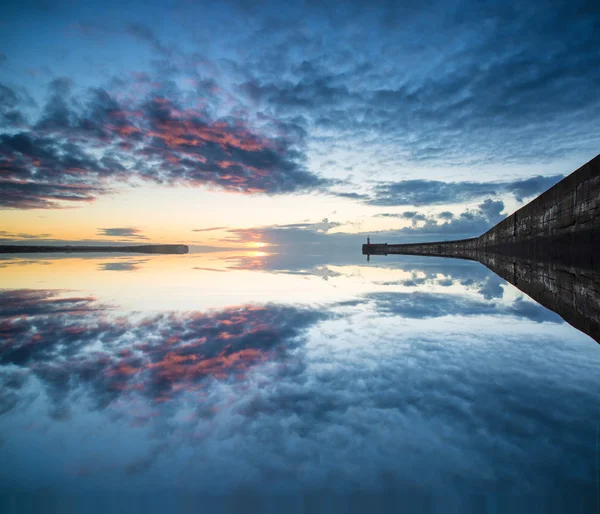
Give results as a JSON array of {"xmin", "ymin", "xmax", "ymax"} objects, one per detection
[
  {"xmin": 479, "ymin": 252, "xmax": 600, "ymax": 344},
  {"xmin": 0, "ymin": 250, "xmax": 598, "ymax": 512},
  {"xmin": 365, "ymin": 248, "xmax": 600, "ymax": 344}
]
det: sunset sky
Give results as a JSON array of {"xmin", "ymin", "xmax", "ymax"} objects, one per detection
[
  {"xmin": 1, "ymin": 0, "xmax": 598, "ymax": 250},
  {"xmin": 2, "ymin": 2, "xmax": 600, "ymax": 507}
]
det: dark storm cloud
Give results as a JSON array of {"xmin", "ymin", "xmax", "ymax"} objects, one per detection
[
  {"xmin": 0, "ymin": 289, "xmax": 330, "ymax": 416},
  {"xmin": 0, "ymin": 78, "xmax": 329, "ymax": 209},
  {"xmin": 366, "ymin": 175, "xmax": 563, "ymax": 206},
  {"xmin": 97, "ymin": 227, "xmax": 148, "ymax": 239}
]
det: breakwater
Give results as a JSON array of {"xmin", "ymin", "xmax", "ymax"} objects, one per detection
[
  {"xmin": 0, "ymin": 244, "xmax": 189, "ymax": 254},
  {"xmin": 364, "ymin": 154, "xmax": 599, "ymax": 269},
  {"xmin": 362, "ymin": 154, "xmax": 599, "ymax": 343}
]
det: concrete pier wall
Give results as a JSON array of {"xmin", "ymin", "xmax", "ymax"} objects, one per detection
[
  {"xmin": 479, "ymin": 153, "xmax": 600, "ymax": 247},
  {"xmin": 363, "ymin": 153, "xmax": 600, "ymax": 268}
]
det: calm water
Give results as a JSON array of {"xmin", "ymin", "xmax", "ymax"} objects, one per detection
[{"xmin": 0, "ymin": 250, "xmax": 598, "ymax": 513}]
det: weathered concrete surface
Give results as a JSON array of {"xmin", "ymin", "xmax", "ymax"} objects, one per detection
[
  {"xmin": 479, "ymin": 153, "xmax": 600, "ymax": 253},
  {"xmin": 478, "ymin": 253, "xmax": 600, "ymax": 344},
  {"xmin": 363, "ymin": 153, "xmax": 600, "ymax": 269}
]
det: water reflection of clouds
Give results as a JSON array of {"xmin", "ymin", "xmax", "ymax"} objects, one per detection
[
  {"xmin": 0, "ymin": 257, "xmax": 53, "ymax": 268},
  {"xmin": 0, "ymin": 272, "xmax": 596, "ymax": 506},
  {"xmin": 0, "ymin": 253, "xmax": 524, "ymax": 316},
  {"xmin": 366, "ymin": 291, "xmax": 563, "ymax": 323},
  {"xmin": 0, "ymin": 290, "xmax": 330, "ymax": 418},
  {"xmin": 99, "ymin": 259, "xmax": 149, "ymax": 272}
]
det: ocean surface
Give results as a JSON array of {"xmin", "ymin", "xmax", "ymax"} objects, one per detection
[{"xmin": 0, "ymin": 249, "xmax": 598, "ymax": 513}]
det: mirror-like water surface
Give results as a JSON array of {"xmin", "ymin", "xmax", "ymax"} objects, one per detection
[{"xmin": 0, "ymin": 251, "xmax": 598, "ymax": 513}]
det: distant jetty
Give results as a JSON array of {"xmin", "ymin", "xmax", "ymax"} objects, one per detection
[{"xmin": 0, "ymin": 244, "xmax": 189, "ymax": 254}]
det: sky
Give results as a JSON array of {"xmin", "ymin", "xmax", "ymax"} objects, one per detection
[{"xmin": 1, "ymin": 0, "xmax": 599, "ymax": 248}]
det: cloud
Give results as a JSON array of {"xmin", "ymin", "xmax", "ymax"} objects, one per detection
[
  {"xmin": 0, "ymin": 230, "xmax": 51, "ymax": 239},
  {"xmin": 0, "ymin": 78, "xmax": 329, "ymax": 209},
  {"xmin": 371, "ymin": 199, "xmax": 507, "ymax": 240},
  {"xmin": 0, "ymin": 179, "xmax": 108, "ymax": 210},
  {"xmin": 0, "ymin": 83, "xmax": 28, "ymax": 128},
  {"xmin": 375, "ymin": 211, "xmax": 427, "ymax": 220},
  {"xmin": 222, "ymin": 219, "xmax": 355, "ymax": 251},
  {"xmin": 477, "ymin": 198, "xmax": 504, "ymax": 222},
  {"xmin": 97, "ymin": 227, "xmax": 148, "ymax": 240},
  {"xmin": 2, "ymin": 0, "xmax": 599, "ymax": 217},
  {"xmin": 374, "ymin": 211, "xmax": 428, "ymax": 225},
  {"xmin": 191, "ymin": 226, "xmax": 227, "ymax": 232},
  {"xmin": 365, "ymin": 175, "xmax": 563, "ymax": 206},
  {"xmin": 126, "ymin": 23, "xmax": 171, "ymax": 57},
  {"xmin": 4, "ymin": 0, "xmax": 597, "ymax": 212},
  {"xmin": 234, "ymin": 0, "xmax": 600, "ymax": 168}
]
